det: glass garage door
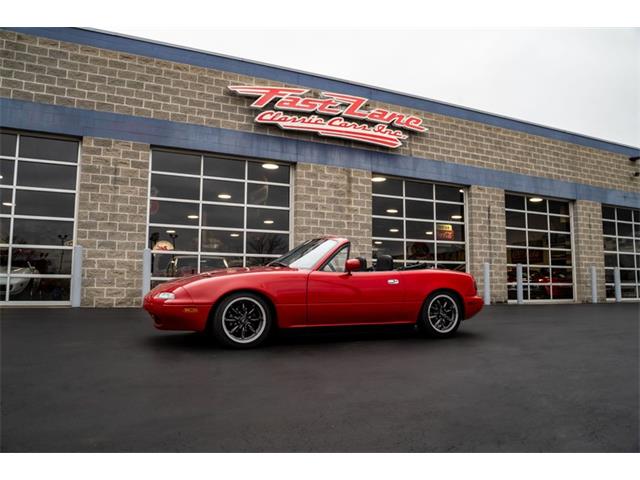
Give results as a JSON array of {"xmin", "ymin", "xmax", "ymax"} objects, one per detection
[
  {"xmin": 602, "ymin": 205, "xmax": 640, "ymax": 300},
  {"xmin": 147, "ymin": 149, "xmax": 291, "ymax": 287},
  {"xmin": 505, "ymin": 193, "xmax": 574, "ymax": 301},
  {"xmin": 0, "ymin": 131, "xmax": 79, "ymax": 304},
  {"xmin": 371, "ymin": 174, "xmax": 467, "ymax": 270}
]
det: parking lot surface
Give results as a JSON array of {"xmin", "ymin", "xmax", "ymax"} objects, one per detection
[{"xmin": 1, "ymin": 303, "xmax": 638, "ymax": 452}]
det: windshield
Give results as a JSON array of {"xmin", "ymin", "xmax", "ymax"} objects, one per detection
[{"xmin": 268, "ymin": 238, "xmax": 338, "ymax": 270}]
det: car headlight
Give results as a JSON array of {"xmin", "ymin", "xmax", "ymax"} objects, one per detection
[{"xmin": 155, "ymin": 292, "xmax": 176, "ymax": 300}]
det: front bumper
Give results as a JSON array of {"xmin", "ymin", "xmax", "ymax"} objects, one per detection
[{"xmin": 143, "ymin": 294, "xmax": 209, "ymax": 332}]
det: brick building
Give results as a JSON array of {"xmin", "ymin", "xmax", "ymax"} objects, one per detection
[{"xmin": 1, "ymin": 27, "xmax": 638, "ymax": 307}]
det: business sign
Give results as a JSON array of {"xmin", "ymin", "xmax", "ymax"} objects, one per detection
[
  {"xmin": 436, "ymin": 224, "xmax": 455, "ymax": 241},
  {"xmin": 229, "ymin": 85, "xmax": 427, "ymax": 149}
]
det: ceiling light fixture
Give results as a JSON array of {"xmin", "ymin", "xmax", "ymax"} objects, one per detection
[
  {"xmin": 262, "ymin": 163, "xmax": 279, "ymax": 170},
  {"xmin": 371, "ymin": 176, "xmax": 386, "ymax": 183},
  {"xmin": 230, "ymin": 233, "xmax": 240, "ymax": 237},
  {"xmin": 2, "ymin": 202, "xmax": 13, "ymax": 206},
  {"xmin": 389, "ymin": 228, "xmax": 399, "ymax": 233},
  {"xmin": 386, "ymin": 208, "xmax": 398, "ymax": 214},
  {"xmin": 451, "ymin": 215, "xmax": 462, "ymax": 220},
  {"xmin": 426, "ymin": 231, "xmax": 433, "ymax": 235},
  {"xmin": 217, "ymin": 193, "xmax": 231, "ymax": 200},
  {"xmin": 187, "ymin": 214, "xmax": 199, "ymax": 219},
  {"xmin": 374, "ymin": 241, "xmax": 383, "ymax": 245},
  {"xmin": 165, "ymin": 230, "xmax": 176, "ymax": 234},
  {"xmin": 529, "ymin": 197, "xmax": 543, "ymax": 203},
  {"xmin": 263, "ymin": 220, "xmax": 274, "ymax": 225}
]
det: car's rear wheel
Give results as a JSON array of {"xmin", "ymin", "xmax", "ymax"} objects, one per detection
[
  {"xmin": 211, "ymin": 292, "xmax": 272, "ymax": 348},
  {"xmin": 418, "ymin": 291, "xmax": 462, "ymax": 338}
]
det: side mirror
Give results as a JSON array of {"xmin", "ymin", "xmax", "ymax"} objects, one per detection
[{"xmin": 345, "ymin": 258, "xmax": 361, "ymax": 274}]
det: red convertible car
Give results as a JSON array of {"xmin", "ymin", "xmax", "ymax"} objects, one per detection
[{"xmin": 144, "ymin": 237, "xmax": 483, "ymax": 348}]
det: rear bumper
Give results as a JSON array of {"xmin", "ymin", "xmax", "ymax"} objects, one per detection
[
  {"xmin": 143, "ymin": 296, "xmax": 209, "ymax": 332},
  {"xmin": 463, "ymin": 296, "xmax": 484, "ymax": 319}
]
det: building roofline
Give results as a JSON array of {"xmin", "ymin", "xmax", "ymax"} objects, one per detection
[{"xmin": 4, "ymin": 27, "xmax": 640, "ymax": 156}]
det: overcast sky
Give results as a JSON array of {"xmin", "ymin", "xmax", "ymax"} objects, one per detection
[{"xmin": 114, "ymin": 28, "xmax": 639, "ymax": 147}]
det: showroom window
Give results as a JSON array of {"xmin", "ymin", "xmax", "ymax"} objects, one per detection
[
  {"xmin": 505, "ymin": 193, "xmax": 574, "ymax": 301},
  {"xmin": 602, "ymin": 205, "xmax": 640, "ymax": 300},
  {"xmin": 148, "ymin": 149, "xmax": 291, "ymax": 286},
  {"xmin": 0, "ymin": 131, "xmax": 79, "ymax": 303},
  {"xmin": 371, "ymin": 174, "xmax": 466, "ymax": 270}
]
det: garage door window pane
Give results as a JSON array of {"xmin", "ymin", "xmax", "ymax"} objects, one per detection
[
  {"xmin": 150, "ymin": 200, "xmax": 200, "ymax": 226},
  {"xmin": 151, "ymin": 174, "xmax": 200, "ymax": 200},
  {"xmin": 19, "ymin": 136, "xmax": 78, "ymax": 163},
  {"xmin": 153, "ymin": 150, "xmax": 201, "ymax": 175},
  {"xmin": 1, "ymin": 133, "xmax": 17, "ymax": 157},
  {"xmin": 202, "ymin": 204, "xmax": 244, "ymax": 228},
  {"xmin": 149, "ymin": 226, "xmax": 198, "ymax": 252},
  {"xmin": 246, "ymin": 232, "xmax": 289, "ymax": 255},
  {"xmin": 17, "ymin": 161, "xmax": 77, "ymax": 190},
  {"xmin": 15, "ymin": 191, "xmax": 75, "ymax": 218},
  {"xmin": 1, "ymin": 159, "xmax": 15, "ymax": 185},
  {"xmin": 248, "ymin": 161, "xmax": 290, "ymax": 184},
  {"xmin": 12, "ymin": 219, "xmax": 74, "ymax": 246}
]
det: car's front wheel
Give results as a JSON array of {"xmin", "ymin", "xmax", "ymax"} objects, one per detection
[
  {"xmin": 211, "ymin": 292, "xmax": 273, "ymax": 348},
  {"xmin": 418, "ymin": 291, "xmax": 462, "ymax": 338}
]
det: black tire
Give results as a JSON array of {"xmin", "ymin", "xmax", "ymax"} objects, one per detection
[
  {"xmin": 418, "ymin": 291, "xmax": 462, "ymax": 338},
  {"xmin": 211, "ymin": 292, "xmax": 273, "ymax": 348}
]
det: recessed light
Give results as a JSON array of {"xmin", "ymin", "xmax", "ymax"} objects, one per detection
[
  {"xmin": 371, "ymin": 176, "xmax": 386, "ymax": 183},
  {"xmin": 230, "ymin": 233, "xmax": 240, "ymax": 237},
  {"xmin": 451, "ymin": 215, "xmax": 462, "ymax": 220},
  {"xmin": 2, "ymin": 202, "xmax": 13, "ymax": 206},
  {"xmin": 529, "ymin": 197, "xmax": 543, "ymax": 203},
  {"xmin": 459, "ymin": 189, "xmax": 464, "ymax": 193},
  {"xmin": 187, "ymin": 214, "xmax": 199, "ymax": 219},
  {"xmin": 263, "ymin": 220, "xmax": 274, "ymax": 224},
  {"xmin": 389, "ymin": 228, "xmax": 399, "ymax": 233},
  {"xmin": 386, "ymin": 208, "xmax": 398, "ymax": 214},
  {"xmin": 426, "ymin": 231, "xmax": 433, "ymax": 235},
  {"xmin": 374, "ymin": 241, "xmax": 383, "ymax": 245},
  {"xmin": 262, "ymin": 163, "xmax": 279, "ymax": 170},
  {"xmin": 165, "ymin": 230, "xmax": 176, "ymax": 234},
  {"xmin": 217, "ymin": 193, "xmax": 231, "ymax": 200}
]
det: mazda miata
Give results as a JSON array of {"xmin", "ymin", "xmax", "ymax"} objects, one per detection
[{"xmin": 143, "ymin": 237, "xmax": 483, "ymax": 348}]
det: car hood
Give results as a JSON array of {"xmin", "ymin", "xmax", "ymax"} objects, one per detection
[{"xmin": 150, "ymin": 266, "xmax": 296, "ymax": 292}]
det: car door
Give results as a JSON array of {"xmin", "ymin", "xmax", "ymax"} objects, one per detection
[{"xmin": 306, "ymin": 246, "xmax": 410, "ymax": 325}]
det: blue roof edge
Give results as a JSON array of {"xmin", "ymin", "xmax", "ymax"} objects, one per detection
[{"xmin": 3, "ymin": 27, "xmax": 639, "ymax": 157}]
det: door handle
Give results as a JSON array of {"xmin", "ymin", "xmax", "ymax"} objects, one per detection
[{"xmin": 387, "ymin": 279, "xmax": 399, "ymax": 285}]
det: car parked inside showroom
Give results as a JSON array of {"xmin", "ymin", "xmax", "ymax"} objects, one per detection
[{"xmin": 144, "ymin": 237, "xmax": 483, "ymax": 348}]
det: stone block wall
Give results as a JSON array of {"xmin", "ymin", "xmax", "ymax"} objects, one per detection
[
  {"xmin": 76, "ymin": 137, "xmax": 149, "ymax": 307},
  {"xmin": 573, "ymin": 200, "xmax": 606, "ymax": 302},
  {"xmin": 467, "ymin": 186, "xmax": 508, "ymax": 303},
  {"xmin": 293, "ymin": 164, "xmax": 372, "ymax": 260}
]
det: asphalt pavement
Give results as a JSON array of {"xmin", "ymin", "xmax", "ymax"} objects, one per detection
[{"xmin": 1, "ymin": 303, "xmax": 638, "ymax": 452}]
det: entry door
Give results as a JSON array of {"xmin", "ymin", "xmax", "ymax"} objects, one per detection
[{"xmin": 307, "ymin": 271, "xmax": 409, "ymax": 325}]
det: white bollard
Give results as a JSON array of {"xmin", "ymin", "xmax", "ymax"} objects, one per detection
[
  {"xmin": 516, "ymin": 263, "xmax": 524, "ymax": 304},
  {"xmin": 483, "ymin": 262, "xmax": 491, "ymax": 305},
  {"xmin": 613, "ymin": 267, "xmax": 622, "ymax": 303},
  {"xmin": 70, "ymin": 245, "xmax": 83, "ymax": 307},
  {"xmin": 142, "ymin": 248, "xmax": 152, "ymax": 297},
  {"xmin": 590, "ymin": 265, "xmax": 597, "ymax": 304}
]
